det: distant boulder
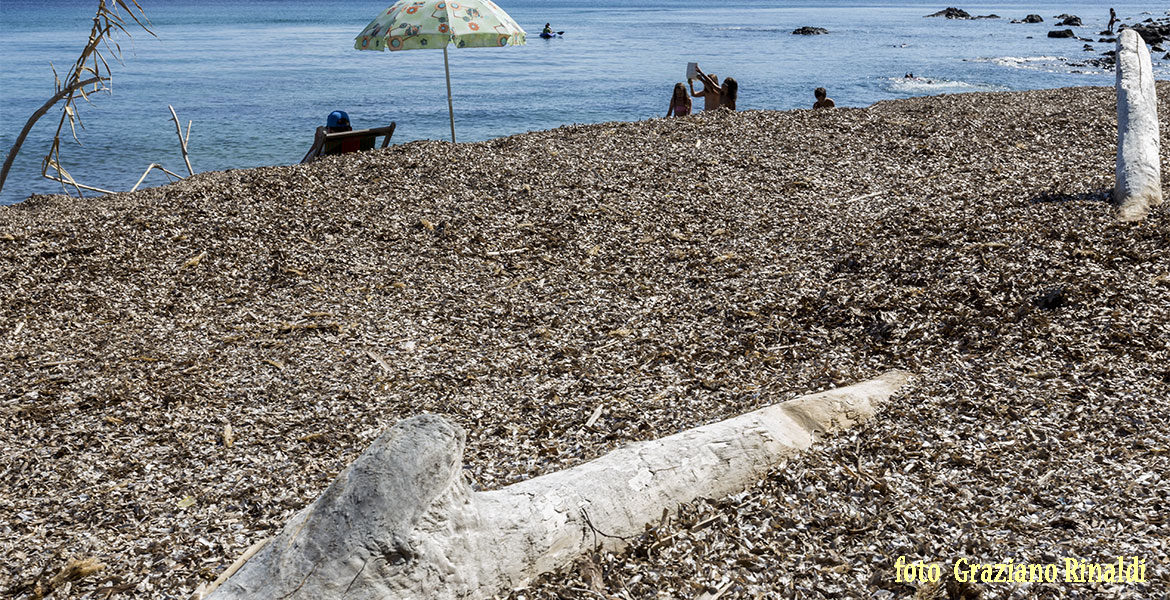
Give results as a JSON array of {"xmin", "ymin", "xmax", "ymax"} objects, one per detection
[
  {"xmin": 1048, "ymin": 29, "xmax": 1076, "ymax": 38},
  {"xmin": 1122, "ymin": 22, "xmax": 1170, "ymax": 45},
  {"xmin": 1011, "ymin": 14, "xmax": 1043, "ymax": 24},
  {"xmin": 1058, "ymin": 15, "xmax": 1083, "ymax": 27},
  {"xmin": 926, "ymin": 7, "xmax": 971, "ymax": 19},
  {"xmin": 972, "ymin": 14, "xmax": 1000, "ymax": 20},
  {"xmin": 1053, "ymin": 14, "xmax": 1077, "ymax": 21},
  {"xmin": 1098, "ymin": 37, "xmax": 1117, "ymax": 43},
  {"xmin": 792, "ymin": 26, "xmax": 829, "ymax": 35}
]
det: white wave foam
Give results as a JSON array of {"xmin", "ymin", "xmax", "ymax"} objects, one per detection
[
  {"xmin": 973, "ymin": 55, "xmax": 1116, "ymax": 75},
  {"xmin": 713, "ymin": 26, "xmax": 787, "ymax": 32},
  {"xmin": 885, "ymin": 76, "xmax": 1007, "ymax": 94}
]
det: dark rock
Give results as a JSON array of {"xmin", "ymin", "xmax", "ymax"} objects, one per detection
[
  {"xmin": 1047, "ymin": 29, "xmax": 1076, "ymax": 38},
  {"xmin": 1098, "ymin": 37, "xmax": 1117, "ymax": 43},
  {"xmin": 972, "ymin": 14, "xmax": 1000, "ymax": 20},
  {"xmin": 792, "ymin": 26, "xmax": 829, "ymax": 35},
  {"xmin": 1034, "ymin": 287, "xmax": 1067, "ymax": 311},
  {"xmin": 1019, "ymin": 14, "xmax": 1043, "ymax": 24},
  {"xmin": 1053, "ymin": 14, "xmax": 1077, "ymax": 21},
  {"xmin": 926, "ymin": 7, "xmax": 971, "ymax": 19},
  {"xmin": 1164, "ymin": 52, "xmax": 1170, "ymax": 60},
  {"xmin": 1099, "ymin": 30, "xmax": 1112, "ymax": 35},
  {"xmin": 1083, "ymin": 44, "xmax": 1094, "ymax": 51},
  {"xmin": 1123, "ymin": 22, "xmax": 1170, "ymax": 46},
  {"xmin": 1103, "ymin": 49, "xmax": 1117, "ymax": 57},
  {"xmin": 1153, "ymin": 44, "xmax": 1166, "ymax": 52},
  {"xmin": 1058, "ymin": 16, "xmax": 1082, "ymax": 27}
]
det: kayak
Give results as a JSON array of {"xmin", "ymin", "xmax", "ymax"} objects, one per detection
[{"xmin": 539, "ymin": 32, "xmax": 563, "ymax": 38}]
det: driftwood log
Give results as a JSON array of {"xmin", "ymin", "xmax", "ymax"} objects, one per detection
[
  {"xmin": 205, "ymin": 371, "xmax": 910, "ymax": 600},
  {"xmin": 1115, "ymin": 29, "xmax": 1163, "ymax": 222}
]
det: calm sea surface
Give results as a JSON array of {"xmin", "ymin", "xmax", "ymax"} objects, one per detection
[{"xmin": 1, "ymin": 0, "xmax": 1168, "ymax": 205}]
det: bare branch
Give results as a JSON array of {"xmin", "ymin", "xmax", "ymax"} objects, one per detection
[
  {"xmin": 0, "ymin": 75, "xmax": 106, "ymax": 193},
  {"xmin": 169, "ymin": 105, "xmax": 194, "ymax": 177},
  {"xmin": 0, "ymin": 0, "xmax": 154, "ymax": 197}
]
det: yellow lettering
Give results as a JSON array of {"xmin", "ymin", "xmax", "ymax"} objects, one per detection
[
  {"xmin": 1064, "ymin": 558, "xmax": 1080, "ymax": 582},
  {"xmin": 1087, "ymin": 563, "xmax": 1102, "ymax": 582},
  {"xmin": 953, "ymin": 558, "xmax": 968, "ymax": 583},
  {"xmin": 1044, "ymin": 564, "xmax": 1058, "ymax": 582},
  {"xmin": 1014, "ymin": 564, "xmax": 1028, "ymax": 582},
  {"xmin": 980, "ymin": 564, "xmax": 993, "ymax": 583},
  {"xmin": 895, "ymin": 555, "xmax": 907, "ymax": 582}
]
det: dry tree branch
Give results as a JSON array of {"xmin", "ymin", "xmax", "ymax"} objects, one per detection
[
  {"xmin": 170, "ymin": 105, "xmax": 194, "ymax": 176},
  {"xmin": 0, "ymin": 0, "xmax": 154, "ymax": 197}
]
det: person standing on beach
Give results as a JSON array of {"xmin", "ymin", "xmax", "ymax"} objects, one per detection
[
  {"xmin": 813, "ymin": 87, "xmax": 835, "ymax": 109},
  {"xmin": 666, "ymin": 82, "xmax": 692, "ymax": 117},
  {"xmin": 720, "ymin": 77, "xmax": 738, "ymax": 111},
  {"xmin": 689, "ymin": 65, "xmax": 722, "ymax": 111},
  {"xmin": 1108, "ymin": 8, "xmax": 1118, "ymax": 33}
]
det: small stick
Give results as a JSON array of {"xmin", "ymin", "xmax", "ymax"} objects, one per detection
[
  {"xmin": 584, "ymin": 403, "xmax": 604, "ymax": 428},
  {"xmin": 365, "ymin": 350, "xmax": 392, "ymax": 374},
  {"xmin": 190, "ymin": 537, "xmax": 271, "ymax": 600},
  {"xmin": 169, "ymin": 104, "xmax": 194, "ymax": 176},
  {"xmin": 131, "ymin": 163, "xmax": 159, "ymax": 191},
  {"xmin": 485, "ymin": 247, "xmax": 529, "ymax": 256},
  {"xmin": 130, "ymin": 163, "xmax": 184, "ymax": 191},
  {"xmin": 843, "ymin": 190, "xmax": 883, "ymax": 203}
]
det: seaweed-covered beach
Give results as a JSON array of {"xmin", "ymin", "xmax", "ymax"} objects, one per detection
[{"xmin": 2, "ymin": 85, "xmax": 1168, "ymax": 599}]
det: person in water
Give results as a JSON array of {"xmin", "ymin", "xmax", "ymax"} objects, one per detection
[
  {"xmin": 666, "ymin": 82, "xmax": 692, "ymax": 117},
  {"xmin": 719, "ymin": 77, "xmax": 738, "ymax": 111},
  {"xmin": 1108, "ymin": 8, "xmax": 1118, "ymax": 33},
  {"xmin": 301, "ymin": 110, "xmax": 353, "ymax": 163},
  {"xmin": 813, "ymin": 87, "xmax": 835, "ymax": 109},
  {"xmin": 688, "ymin": 65, "xmax": 723, "ymax": 111}
]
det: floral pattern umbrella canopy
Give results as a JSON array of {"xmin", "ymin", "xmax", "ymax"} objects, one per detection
[{"xmin": 355, "ymin": 0, "xmax": 527, "ymax": 142}]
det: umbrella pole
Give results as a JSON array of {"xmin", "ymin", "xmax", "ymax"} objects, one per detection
[{"xmin": 443, "ymin": 45, "xmax": 455, "ymax": 143}]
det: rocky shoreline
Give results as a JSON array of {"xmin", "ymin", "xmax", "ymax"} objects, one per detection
[
  {"xmin": 923, "ymin": 8, "xmax": 1170, "ymax": 71},
  {"xmin": 2, "ymin": 84, "xmax": 1168, "ymax": 599}
]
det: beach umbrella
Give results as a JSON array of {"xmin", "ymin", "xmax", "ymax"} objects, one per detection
[{"xmin": 355, "ymin": 0, "xmax": 526, "ymax": 143}]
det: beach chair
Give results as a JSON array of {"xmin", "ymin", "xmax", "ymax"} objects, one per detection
[{"xmin": 303, "ymin": 123, "xmax": 396, "ymax": 163}]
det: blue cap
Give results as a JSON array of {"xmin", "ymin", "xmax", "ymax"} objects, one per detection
[{"xmin": 327, "ymin": 110, "xmax": 350, "ymax": 128}]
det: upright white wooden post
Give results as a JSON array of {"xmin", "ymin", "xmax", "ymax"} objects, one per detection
[{"xmin": 1115, "ymin": 29, "xmax": 1163, "ymax": 222}]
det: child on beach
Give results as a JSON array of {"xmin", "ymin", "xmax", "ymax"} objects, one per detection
[
  {"xmin": 301, "ymin": 110, "xmax": 353, "ymax": 164},
  {"xmin": 666, "ymin": 82, "xmax": 692, "ymax": 117},
  {"xmin": 720, "ymin": 77, "xmax": 738, "ymax": 111},
  {"xmin": 813, "ymin": 87, "xmax": 835, "ymax": 109}
]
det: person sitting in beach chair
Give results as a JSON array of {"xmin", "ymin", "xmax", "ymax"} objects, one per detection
[{"xmin": 301, "ymin": 111, "xmax": 396, "ymax": 164}]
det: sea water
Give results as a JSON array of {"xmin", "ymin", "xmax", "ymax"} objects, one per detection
[{"xmin": 1, "ymin": 0, "xmax": 1167, "ymax": 205}]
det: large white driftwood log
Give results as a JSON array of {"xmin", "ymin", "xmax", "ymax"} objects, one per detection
[
  {"xmin": 207, "ymin": 371, "xmax": 910, "ymax": 600},
  {"xmin": 1115, "ymin": 29, "xmax": 1163, "ymax": 222}
]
